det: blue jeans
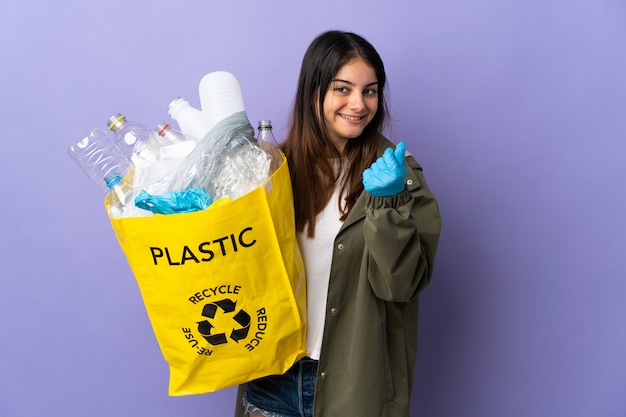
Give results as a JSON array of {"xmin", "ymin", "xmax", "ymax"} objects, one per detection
[{"xmin": 243, "ymin": 358, "xmax": 318, "ymax": 417}]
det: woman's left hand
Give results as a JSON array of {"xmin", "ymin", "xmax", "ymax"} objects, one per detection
[{"xmin": 362, "ymin": 141, "xmax": 407, "ymax": 197}]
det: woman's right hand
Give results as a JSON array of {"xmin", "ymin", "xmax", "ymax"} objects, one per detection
[{"xmin": 362, "ymin": 141, "xmax": 406, "ymax": 196}]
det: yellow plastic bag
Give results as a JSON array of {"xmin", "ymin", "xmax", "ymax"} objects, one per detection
[{"xmin": 108, "ymin": 155, "xmax": 307, "ymax": 395}]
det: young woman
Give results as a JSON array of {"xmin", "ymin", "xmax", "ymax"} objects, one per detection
[{"xmin": 235, "ymin": 30, "xmax": 441, "ymax": 417}]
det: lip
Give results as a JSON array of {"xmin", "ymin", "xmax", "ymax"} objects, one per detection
[{"xmin": 338, "ymin": 113, "xmax": 367, "ymax": 123}]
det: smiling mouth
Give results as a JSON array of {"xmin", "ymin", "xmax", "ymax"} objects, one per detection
[{"xmin": 339, "ymin": 113, "xmax": 365, "ymax": 121}]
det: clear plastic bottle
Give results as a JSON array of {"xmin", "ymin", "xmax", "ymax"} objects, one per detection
[
  {"xmin": 257, "ymin": 120, "xmax": 281, "ymax": 172},
  {"xmin": 68, "ymin": 128, "xmax": 131, "ymax": 195},
  {"xmin": 107, "ymin": 113, "xmax": 159, "ymax": 162},
  {"xmin": 167, "ymin": 97, "xmax": 207, "ymax": 141},
  {"xmin": 155, "ymin": 122, "xmax": 197, "ymax": 159},
  {"xmin": 156, "ymin": 122, "xmax": 188, "ymax": 144},
  {"xmin": 104, "ymin": 171, "xmax": 133, "ymax": 218}
]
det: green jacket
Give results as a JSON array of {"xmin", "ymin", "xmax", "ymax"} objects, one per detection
[{"xmin": 235, "ymin": 137, "xmax": 441, "ymax": 417}]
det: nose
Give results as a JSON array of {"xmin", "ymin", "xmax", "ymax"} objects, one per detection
[{"xmin": 348, "ymin": 92, "xmax": 365, "ymax": 111}]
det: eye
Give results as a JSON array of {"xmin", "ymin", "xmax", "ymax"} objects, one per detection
[
  {"xmin": 364, "ymin": 88, "xmax": 378, "ymax": 96},
  {"xmin": 334, "ymin": 86, "xmax": 349, "ymax": 94}
]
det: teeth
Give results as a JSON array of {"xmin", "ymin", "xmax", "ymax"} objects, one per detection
[{"xmin": 342, "ymin": 114, "xmax": 362, "ymax": 121}]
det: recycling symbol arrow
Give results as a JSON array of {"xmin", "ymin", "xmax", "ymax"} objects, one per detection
[{"xmin": 197, "ymin": 298, "xmax": 251, "ymax": 346}]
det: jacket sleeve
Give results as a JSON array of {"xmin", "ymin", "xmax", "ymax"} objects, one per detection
[{"xmin": 363, "ymin": 154, "xmax": 441, "ymax": 302}]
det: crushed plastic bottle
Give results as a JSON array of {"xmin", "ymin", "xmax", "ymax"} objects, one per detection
[
  {"xmin": 68, "ymin": 128, "xmax": 131, "ymax": 195},
  {"xmin": 156, "ymin": 122, "xmax": 197, "ymax": 160}
]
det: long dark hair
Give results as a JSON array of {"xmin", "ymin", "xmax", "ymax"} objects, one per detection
[{"xmin": 282, "ymin": 30, "xmax": 389, "ymax": 237}]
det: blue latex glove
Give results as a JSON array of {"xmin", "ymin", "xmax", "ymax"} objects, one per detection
[
  {"xmin": 135, "ymin": 188, "xmax": 213, "ymax": 214},
  {"xmin": 362, "ymin": 141, "xmax": 407, "ymax": 197}
]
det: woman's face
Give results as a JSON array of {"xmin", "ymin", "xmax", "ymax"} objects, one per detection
[{"xmin": 322, "ymin": 57, "xmax": 378, "ymax": 152}]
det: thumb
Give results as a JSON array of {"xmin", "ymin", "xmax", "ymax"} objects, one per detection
[{"xmin": 393, "ymin": 141, "xmax": 406, "ymax": 164}]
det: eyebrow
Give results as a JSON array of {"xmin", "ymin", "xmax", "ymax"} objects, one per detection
[{"xmin": 332, "ymin": 78, "xmax": 378, "ymax": 87}]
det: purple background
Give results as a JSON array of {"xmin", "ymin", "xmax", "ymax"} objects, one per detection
[{"xmin": 1, "ymin": 1, "xmax": 625, "ymax": 416}]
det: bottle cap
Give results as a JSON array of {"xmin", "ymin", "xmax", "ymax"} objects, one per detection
[
  {"xmin": 104, "ymin": 172, "xmax": 122, "ymax": 187},
  {"xmin": 198, "ymin": 71, "xmax": 246, "ymax": 132},
  {"xmin": 258, "ymin": 120, "xmax": 272, "ymax": 129},
  {"xmin": 107, "ymin": 113, "xmax": 126, "ymax": 131},
  {"xmin": 156, "ymin": 122, "xmax": 170, "ymax": 136}
]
